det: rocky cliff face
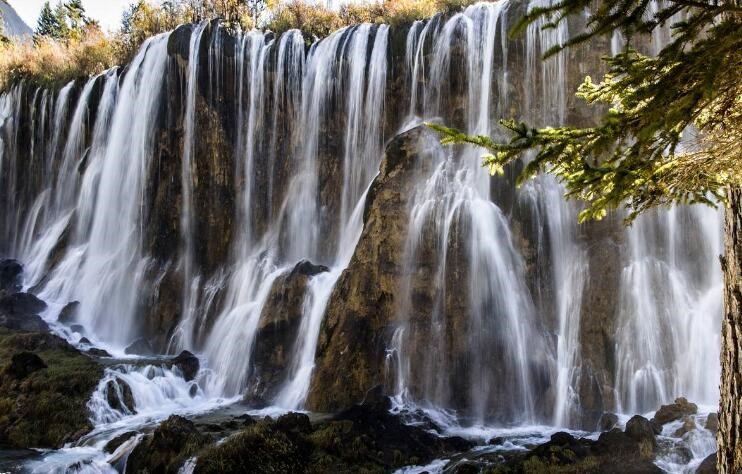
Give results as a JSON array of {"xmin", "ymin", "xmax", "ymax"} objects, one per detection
[{"xmin": 0, "ymin": 0, "xmax": 722, "ymax": 430}]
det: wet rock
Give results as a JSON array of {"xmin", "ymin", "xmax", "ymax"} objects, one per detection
[
  {"xmin": 0, "ymin": 330, "xmax": 102, "ymax": 448},
  {"xmin": 599, "ymin": 412, "xmax": 619, "ymax": 431},
  {"xmin": 127, "ymin": 415, "xmax": 211, "ymax": 474},
  {"xmin": 625, "ymin": 415, "xmax": 657, "ymax": 454},
  {"xmin": 651, "ymin": 397, "xmax": 698, "ymax": 425},
  {"xmin": 57, "ymin": 301, "xmax": 79, "ymax": 324},
  {"xmin": 308, "ymin": 127, "xmax": 442, "ymax": 412},
  {"xmin": 195, "ymin": 397, "xmax": 472, "ymax": 473},
  {"xmin": 78, "ymin": 337, "xmax": 91, "ymax": 344},
  {"xmin": 291, "ymin": 259, "xmax": 330, "ymax": 277},
  {"xmin": 697, "ymin": 453, "xmax": 717, "ymax": 473},
  {"xmin": 0, "ymin": 312, "xmax": 49, "ymax": 332},
  {"xmin": 275, "ymin": 412, "xmax": 311, "ymax": 434},
  {"xmin": 0, "ymin": 292, "xmax": 47, "ymax": 317},
  {"xmin": 244, "ymin": 268, "xmax": 311, "ymax": 402},
  {"xmin": 5, "ymin": 352, "xmax": 47, "ymax": 379},
  {"xmin": 705, "ymin": 412, "xmax": 719, "ymax": 433},
  {"xmin": 672, "ymin": 416, "xmax": 697, "ymax": 437},
  {"xmin": 0, "ymin": 259, "xmax": 23, "ymax": 294},
  {"xmin": 124, "ymin": 337, "xmax": 155, "ymax": 356},
  {"xmin": 194, "ymin": 421, "xmax": 309, "ymax": 474},
  {"xmin": 189, "ymin": 383, "xmax": 198, "ymax": 397},
  {"xmin": 106, "ymin": 379, "xmax": 136, "ymax": 413},
  {"xmin": 86, "ymin": 347, "xmax": 111, "ymax": 357},
  {"xmin": 69, "ymin": 324, "xmax": 85, "ymax": 335},
  {"xmin": 170, "ymin": 350, "xmax": 199, "ymax": 381},
  {"xmin": 103, "ymin": 431, "xmax": 137, "ymax": 453}
]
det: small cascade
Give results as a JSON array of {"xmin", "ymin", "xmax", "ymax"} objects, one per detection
[{"xmin": 615, "ymin": 207, "xmax": 722, "ymax": 414}]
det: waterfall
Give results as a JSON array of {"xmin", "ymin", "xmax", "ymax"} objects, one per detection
[{"xmin": 0, "ymin": 0, "xmax": 723, "ymax": 437}]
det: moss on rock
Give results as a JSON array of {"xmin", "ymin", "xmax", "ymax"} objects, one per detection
[{"xmin": 0, "ymin": 327, "xmax": 103, "ymax": 448}]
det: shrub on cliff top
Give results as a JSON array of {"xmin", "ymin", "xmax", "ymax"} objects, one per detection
[
  {"xmin": 0, "ymin": 26, "xmax": 115, "ymax": 90},
  {"xmin": 267, "ymin": 0, "xmax": 481, "ymax": 37}
]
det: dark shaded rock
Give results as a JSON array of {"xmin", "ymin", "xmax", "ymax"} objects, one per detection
[
  {"xmin": 599, "ymin": 412, "xmax": 619, "ymax": 431},
  {"xmin": 0, "ymin": 328, "xmax": 103, "ymax": 448},
  {"xmin": 498, "ymin": 424, "xmax": 661, "ymax": 473},
  {"xmin": 189, "ymin": 383, "xmax": 198, "ymax": 397},
  {"xmin": 5, "ymin": 352, "xmax": 47, "ymax": 379},
  {"xmin": 275, "ymin": 412, "xmax": 311, "ymax": 434},
  {"xmin": 170, "ymin": 350, "xmax": 199, "ymax": 381},
  {"xmin": 195, "ymin": 399, "xmax": 472, "ymax": 473},
  {"xmin": 650, "ymin": 419, "xmax": 663, "ymax": 435},
  {"xmin": 625, "ymin": 415, "xmax": 657, "ymax": 453},
  {"xmin": 651, "ymin": 397, "xmax": 698, "ymax": 425},
  {"xmin": 124, "ymin": 337, "xmax": 155, "ymax": 356},
  {"xmin": 78, "ymin": 337, "xmax": 90, "ymax": 344},
  {"xmin": 0, "ymin": 292, "xmax": 47, "ymax": 317},
  {"xmin": 244, "ymin": 268, "xmax": 311, "ymax": 402},
  {"xmin": 103, "ymin": 431, "xmax": 137, "ymax": 453},
  {"xmin": 86, "ymin": 347, "xmax": 111, "ymax": 357},
  {"xmin": 194, "ymin": 421, "xmax": 309, "ymax": 474},
  {"xmin": 706, "ymin": 412, "xmax": 719, "ymax": 433},
  {"xmin": 291, "ymin": 260, "xmax": 330, "ymax": 277},
  {"xmin": 0, "ymin": 312, "xmax": 49, "ymax": 332},
  {"xmin": 127, "ymin": 415, "xmax": 211, "ymax": 474},
  {"xmin": 69, "ymin": 324, "xmax": 85, "ymax": 335},
  {"xmin": 106, "ymin": 379, "xmax": 136, "ymax": 413},
  {"xmin": 697, "ymin": 453, "xmax": 717, "ymax": 473},
  {"xmin": 57, "ymin": 301, "xmax": 79, "ymax": 324},
  {"xmin": 0, "ymin": 260, "xmax": 23, "ymax": 294}
]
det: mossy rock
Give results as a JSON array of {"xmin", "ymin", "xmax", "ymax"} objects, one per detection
[
  {"xmin": 128, "ymin": 415, "xmax": 211, "ymax": 474},
  {"xmin": 0, "ymin": 327, "xmax": 103, "ymax": 448}
]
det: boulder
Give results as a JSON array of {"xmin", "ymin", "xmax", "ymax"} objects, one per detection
[
  {"xmin": 705, "ymin": 413, "xmax": 719, "ymax": 433},
  {"xmin": 624, "ymin": 415, "xmax": 656, "ymax": 453},
  {"xmin": 86, "ymin": 347, "xmax": 112, "ymax": 358},
  {"xmin": 697, "ymin": 453, "xmax": 717, "ymax": 474},
  {"xmin": 291, "ymin": 260, "xmax": 330, "ymax": 277},
  {"xmin": 106, "ymin": 379, "xmax": 136, "ymax": 413},
  {"xmin": 0, "ymin": 259, "xmax": 23, "ymax": 294},
  {"xmin": 5, "ymin": 352, "xmax": 47, "ymax": 379},
  {"xmin": 0, "ymin": 292, "xmax": 47, "ymax": 317},
  {"xmin": 78, "ymin": 337, "xmax": 91, "ymax": 344},
  {"xmin": 69, "ymin": 324, "xmax": 85, "ymax": 335},
  {"xmin": 599, "ymin": 412, "xmax": 619, "ymax": 431},
  {"xmin": 170, "ymin": 350, "xmax": 199, "ymax": 381},
  {"xmin": 103, "ymin": 431, "xmax": 137, "ymax": 453},
  {"xmin": 57, "ymin": 301, "xmax": 80, "ymax": 324},
  {"xmin": 127, "ymin": 415, "xmax": 210, "ymax": 474},
  {"xmin": 0, "ymin": 330, "xmax": 103, "ymax": 448},
  {"xmin": 124, "ymin": 337, "xmax": 155, "ymax": 356},
  {"xmin": 0, "ymin": 312, "xmax": 49, "ymax": 332},
  {"xmin": 651, "ymin": 397, "xmax": 698, "ymax": 425},
  {"xmin": 275, "ymin": 412, "xmax": 312, "ymax": 434}
]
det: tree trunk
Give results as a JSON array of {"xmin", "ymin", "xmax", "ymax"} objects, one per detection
[{"xmin": 719, "ymin": 186, "xmax": 742, "ymax": 473}]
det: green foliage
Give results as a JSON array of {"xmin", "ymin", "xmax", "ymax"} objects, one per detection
[
  {"xmin": 431, "ymin": 0, "xmax": 742, "ymax": 223},
  {"xmin": 35, "ymin": 0, "xmax": 95, "ymax": 41}
]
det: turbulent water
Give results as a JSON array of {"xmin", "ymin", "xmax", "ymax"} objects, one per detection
[{"xmin": 0, "ymin": 0, "xmax": 722, "ymax": 472}]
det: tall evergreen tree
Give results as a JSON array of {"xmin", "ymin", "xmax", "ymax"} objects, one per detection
[
  {"xmin": 35, "ymin": 1, "xmax": 62, "ymax": 38},
  {"xmin": 431, "ymin": 1, "xmax": 741, "ymax": 471}
]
